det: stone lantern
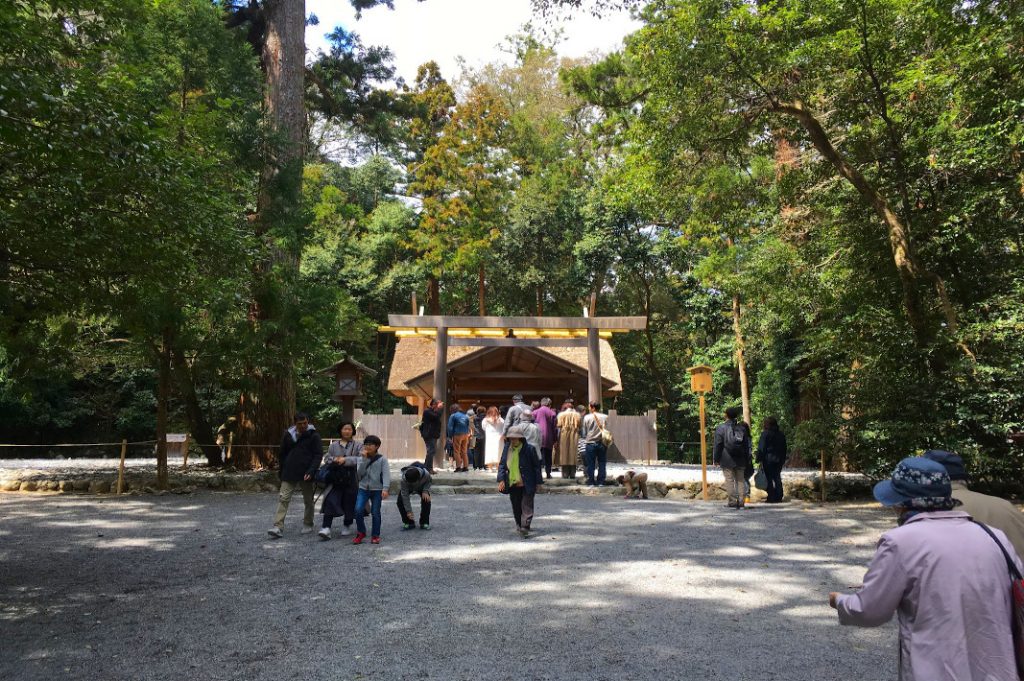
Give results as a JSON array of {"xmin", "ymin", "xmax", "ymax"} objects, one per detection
[{"xmin": 322, "ymin": 357, "xmax": 377, "ymax": 423}]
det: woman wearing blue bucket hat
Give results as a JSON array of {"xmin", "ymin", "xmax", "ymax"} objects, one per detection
[{"xmin": 828, "ymin": 456, "xmax": 1022, "ymax": 681}]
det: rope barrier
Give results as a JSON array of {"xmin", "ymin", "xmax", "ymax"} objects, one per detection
[{"xmin": 0, "ymin": 441, "xmax": 159, "ymax": 448}]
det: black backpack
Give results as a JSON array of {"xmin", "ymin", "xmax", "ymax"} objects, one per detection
[{"xmin": 724, "ymin": 420, "xmax": 748, "ymax": 458}]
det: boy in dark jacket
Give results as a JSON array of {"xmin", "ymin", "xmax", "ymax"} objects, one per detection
[
  {"xmin": 712, "ymin": 406, "xmax": 751, "ymax": 509},
  {"xmin": 268, "ymin": 412, "xmax": 323, "ymax": 538},
  {"xmin": 497, "ymin": 425, "xmax": 544, "ymax": 537},
  {"xmin": 398, "ymin": 462, "xmax": 432, "ymax": 530}
]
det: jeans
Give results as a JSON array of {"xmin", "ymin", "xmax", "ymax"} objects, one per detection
[
  {"xmin": 763, "ymin": 462, "xmax": 784, "ymax": 502},
  {"xmin": 584, "ymin": 442, "xmax": 607, "ymax": 485},
  {"xmin": 273, "ymin": 480, "xmax": 314, "ymax": 529},
  {"xmin": 397, "ymin": 492, "xmax": 431, "ymax": 527},
  {"xmin": 423, "ymin": 437, "xmax": 438, "ymax": 470},
  {"xmin": 355, "ymin": 488, "xmax": 383, "ymax": 537},
  {"xmin": 509, "ymin": 485, "xmax": 535, "ymax": 529}
]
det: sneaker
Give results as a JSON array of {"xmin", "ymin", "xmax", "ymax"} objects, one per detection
[
  {"xmin": 300, "ymin": 525, "xmax": 314, "ymax": 534},
  {"xmin": 401, "ymin": 523, "xmax": 416, "ymax": 531},
  {"xmin": 267, "ymin": 527, "xmax": 283, "ymax": 539},
  {"xmin": 352, "ymin": 532, "xmax": 366, "ymax": 545},
  {"xmin": 371, "ymin": 536, "xmax": 381, "ymax": 544},
  {"xmin": 420, "ymin": 524, "xmax": 431, "ymax": 531},
  {"xmin": 517, "ymin": 527, "xmax": 529, "ymax": 538},
  {"xmin": 339, "ymin": 526, "xmax": 351, "ymax": 536},
  {"xmin": 318, "ymin": 528, "xmax": 331, "ymax": 541}
]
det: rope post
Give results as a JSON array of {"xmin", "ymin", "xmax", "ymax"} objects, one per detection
[
  {"xmin": 820, "ymin": 450, "xmax": 826, "ymax": 502},
  {"xmin": 226, "ymin": 432, "xmax": 233, "ymax": 463},
  {"xmin": 116, "ymin": 438, "xmax": 128, "ymax": 494},
  {"xmin": 180, "ymin": 434, "xmax": 191, "ymax": 470},
  {"xmin": 699, "ymin": 394, "xmax": 709, "ymax": 501}
]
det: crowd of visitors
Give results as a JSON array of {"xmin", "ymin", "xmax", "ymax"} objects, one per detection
[{"xmin": 266, "ymin": 405, "xmax": 1024, "ymax": 679}]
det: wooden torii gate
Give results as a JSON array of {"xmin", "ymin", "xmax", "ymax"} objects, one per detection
[{"xmin": 379, "ymin": 315, "xmax": 647, "ymax": 407}]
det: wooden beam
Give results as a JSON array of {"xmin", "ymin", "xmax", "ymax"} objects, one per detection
[
  {"xmin": 387, "ymin": 315, "xmax": 647, "ymax": 330},
  {"xmin": 448, "ymin": 337, "xmax": 590, "ymax": 348}
]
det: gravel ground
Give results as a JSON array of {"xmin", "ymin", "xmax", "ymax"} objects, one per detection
[
  {"xmin": 0, "ymin": 492, "xmax": 897, "ymax": 681},
  {"xmin": 0, "ymin": 456, "xmax": 859, "ymax": 486}
]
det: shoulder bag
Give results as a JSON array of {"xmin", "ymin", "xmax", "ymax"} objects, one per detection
[{"xmin": 974, "ymin": 521, "xmax": 1024, "ymax": 677}]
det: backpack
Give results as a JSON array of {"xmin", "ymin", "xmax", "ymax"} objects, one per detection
[{"xmin": 723, "ymin": 420, "xmax": 747, "ymax": 459}]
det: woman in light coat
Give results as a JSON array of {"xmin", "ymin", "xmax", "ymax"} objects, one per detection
[
  {"xmin": 830, "ymin": 456, "xmax": 1022, "ymax": 681},
  {"xmin": 482, "ymin": 406, "xmax": 504, "ymax": 469},
  {"xmin": 555, "ymin": 402, "xmax": 581, "ymax": 480}
]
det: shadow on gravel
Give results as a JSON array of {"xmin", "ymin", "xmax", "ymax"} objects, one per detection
[{"xmin": 0, "ymin": 493, "xmax": 896, "ymax": 681}]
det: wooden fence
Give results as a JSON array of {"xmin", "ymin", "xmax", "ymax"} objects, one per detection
[{"xmin": 350, "ymin": 408, "xmax": 657, "ymax": 464}]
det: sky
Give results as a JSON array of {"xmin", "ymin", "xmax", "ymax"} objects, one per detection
[{"xmin": 305, "ymin": 0, "xmax": 642, "ymax": 85}]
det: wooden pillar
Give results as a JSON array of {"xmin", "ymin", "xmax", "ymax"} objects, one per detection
[
  {"xmin": 434, "ymin": 327, "xmax": 448, "ymax": 467},
  {"xmin": 587, "ymin": 327, "xmax": 601, "ymax": 407},
  {"xmin": 340, "ymin": 396, "xmax": 354, "ymax": 424}
]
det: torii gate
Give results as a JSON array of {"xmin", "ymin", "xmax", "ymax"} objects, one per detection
[{"xmin": 379, "ymin": 314, "xmax": 647, "ymax": 407}]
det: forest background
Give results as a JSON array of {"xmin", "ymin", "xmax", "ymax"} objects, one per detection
[{"xmin": 1, "ymin": 0, "xmax": 1021, "ymax": 491}]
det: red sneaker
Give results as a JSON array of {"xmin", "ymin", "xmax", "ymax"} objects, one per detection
[
  {"xmin": 352, "ymin": 532, "xmax": 366, "ymax": 544},
  {"xmin": 371, "ymin": 536, "xmax": 381, "ymax": 544}
]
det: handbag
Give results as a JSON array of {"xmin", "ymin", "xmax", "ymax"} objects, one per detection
[
  {"xmin": 974, "ymin": 521, "xmax": 1024, "ymax": 677},
  {"xmin": 597, "ymin": 415, "xmax": 613, "ymax": 446},
  {"xmin": 754, "ymin": 466, "xmax": 768, "ymax": 491}
]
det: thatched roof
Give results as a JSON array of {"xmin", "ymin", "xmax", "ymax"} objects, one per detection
[{"xmin": 387, "ymin": 336, "xmax": 622, "ymax": 398}]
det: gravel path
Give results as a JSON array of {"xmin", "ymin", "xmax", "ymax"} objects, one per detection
[{"xmin": 0, "ymin": 492, "xmax": 897, "ymax": 681}]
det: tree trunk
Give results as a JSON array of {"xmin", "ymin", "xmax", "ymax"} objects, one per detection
[
  {"xmin": 478, "ymin": 264, "xmax": 486, "ymax": 315},
  {"xmin": 156, "ymin": 331, "xmax": 171, "ymax": 490},
  {"xmin": 237, "ymin": 0, "xmax": 306, "ymax": 470},
  {"xmin": 773, "ymin": 99, "xmax": 963, "ymax": 351},
  {"xmin": 640, "ymin": 278, "xmax": 676, "ymax": 443},
  {"xmin": 170, "ymin": 347, "xmax": 223, "ymax": 466},
  {"xmin": 427, "ymin": 275, "xmax": 441, "ymax": 314},
  {"xmin": 733, "ymin": 293, "xmax": 751, "ymax": 426}
]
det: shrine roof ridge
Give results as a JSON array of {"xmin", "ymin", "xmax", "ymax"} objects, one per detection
[{"xmin": 384, "ymin": 315, "xmax": 647, "ymax": 330}]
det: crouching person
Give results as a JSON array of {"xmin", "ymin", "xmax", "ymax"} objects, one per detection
[
  {"xmin": 353, "ymin": 436, "xmax": 389, "ymax": 545},
  {"xmin": 268, "ymin": 412, "xmax": 322, "ymax": 539},
  {"xmin": 497, "ymin": 425, "xmax": 543, "ymax": 538},
  {"xmin": 616, "ymin": 470, "xmax": 649, "ymax": 499},
  {"xmin": 397, "ymin": 462, "xmax": 432, "ymax": 530}
]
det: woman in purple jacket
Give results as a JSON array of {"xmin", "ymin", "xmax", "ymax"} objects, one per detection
[{"xmin": 829, "ymin": 456, "xmax": 1022, "ymax": 681}]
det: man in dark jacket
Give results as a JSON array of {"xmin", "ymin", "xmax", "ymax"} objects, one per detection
[
  {"xmin": 713, "ymin": 406, "xmax": 751, "ymax": 509},
  {"xmin": 756, "ymin": 416, "xmax": 788, "ymax": 503},
  {"xmin": 497, "ymin": 425, "xmax": 544, "ymax": 537},
  {"xmin": 268, "ymin": 412, "xmax": 323, "ymax": 538},
  {"xmin": 420, "ymin": 398, "xmax": 443, "ymax": 473}
]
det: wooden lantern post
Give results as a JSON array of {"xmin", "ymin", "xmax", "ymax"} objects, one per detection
[
  {"xmin": 687, "ymin": 365, "xmax": 714, "ymax": 501},
  {"xmin": 322, "ymin": 357, "xmax": 378, "ymax": 424}
]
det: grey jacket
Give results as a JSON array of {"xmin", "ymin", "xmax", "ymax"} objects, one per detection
[
  {"xmin": 399, "ymin": 466, "xmax": 432, "ymax": 511},
  {"xmin": 325, "ymin": 439, "xmax": 359, "ymax": 466},
  {"xmin": 581, "ymin": 412, "xmax": 607, "ymax": 445},
  {"xmin": 356, "ymin": 454, "xmax": 390, "ymax": 491}
]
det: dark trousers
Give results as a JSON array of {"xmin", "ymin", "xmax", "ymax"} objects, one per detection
[
  {"xmin": 473, "ymin": 437, "xmax": 486, "ymax": 469},
  {"xmin": 540, "ymin": 447, "xmax": 553, "ymax": 478},
  {"xmin": 397, "ymin": 492, "xmax": 431, "ymax": 527},
  {"xmin": 322, "ymin": 484, "xmax": 358, "ymax": 528},
  {"xmin": 561, "ymin": 465, "xmax": 576, "ymax": 479},
  {"xmin": 764, "ymin": 462, "xmax": 784, "ymax": 502},
  {"xmin": 509, "ymin": 485, "xmax": 535, "ymax": 530},
  {"xmin": 584, "ymin": 442, "xmax": 607, "ymax": 485},
  {"xmin": 423, "ymin": 437, "xmax": 438, "ymax": 470}
]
